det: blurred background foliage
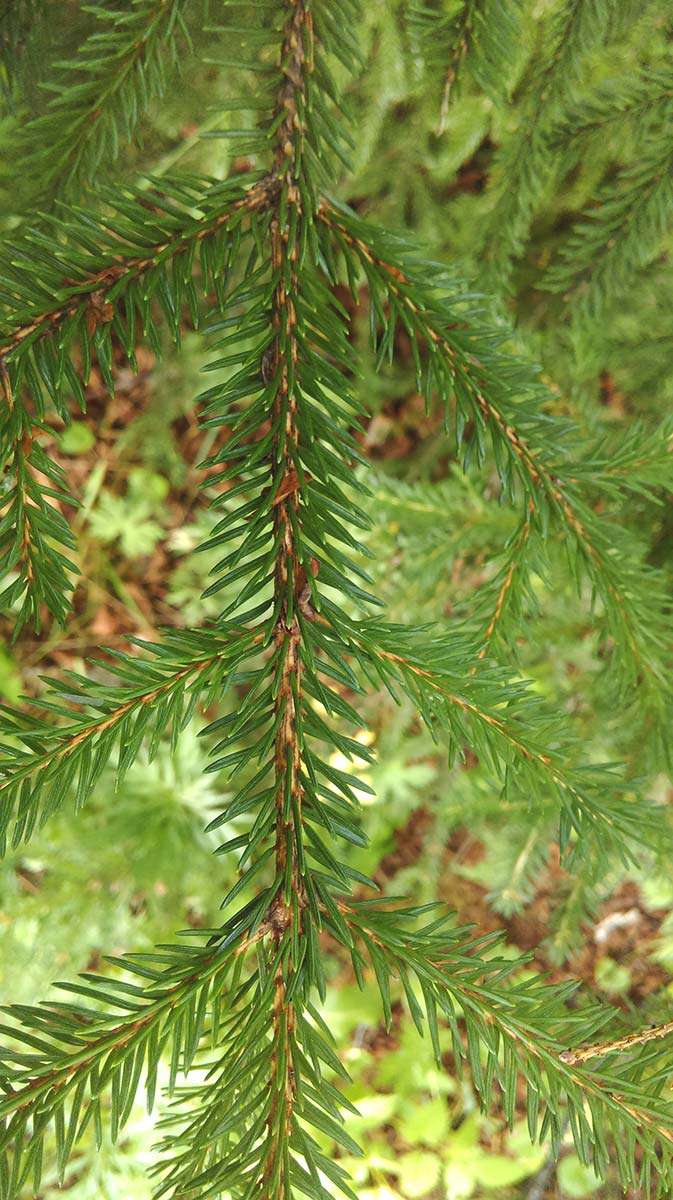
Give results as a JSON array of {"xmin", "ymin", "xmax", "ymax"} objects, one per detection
[{"xmin": 1, "ymin": 1, "xmax": 672, "ymax": 1196}]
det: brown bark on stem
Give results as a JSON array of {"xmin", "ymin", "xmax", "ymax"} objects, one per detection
[{"xmin": 261, "ymin": 3, "xmax": 313, "ymax": 1193}]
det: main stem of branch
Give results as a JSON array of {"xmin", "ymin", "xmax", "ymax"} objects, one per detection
[{"xmin": 263, "ymin": 2, "xmax": 312, "ymax": 1192}]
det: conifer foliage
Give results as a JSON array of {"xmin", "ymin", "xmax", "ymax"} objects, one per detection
[{"xmin": 0, "ymin": 2, "xmax": 673, "ymax": 1197}]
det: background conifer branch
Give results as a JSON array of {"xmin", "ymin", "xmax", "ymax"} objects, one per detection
[
  {"xmin": 481, "ymin": 0, "xmax": 623, "ymax": 286},
  {"xmin": 542, "ymin": 141, "xmax": 673, "ymax": 318},
  {"xmin": 318, "ymin": 202, "xmax": 672, "ymax": 718},
  {"xmin": 13, "ymin": 0, "xmax": 196, "ymax": 207},
  {"xmin": 434, "ymin": 0, "xmax": 481, "ymax": 134},
  {"xmin": 0, "ymin": 0, "xmax": 45, "ymax": 113},
  {"xmin": 551, "ymin": 64, "xmax": 673, "ymax": 144},
  {"xmin": 317, "ymin": 616, "xmax": 656, "ymax": 859},
  {"xmin": 408, "ymin": 0, "xmax": 522, "ymax": 124},
  {"xmin": 475, "ymin": 507, "xmax": 534, "ymax": 659}
]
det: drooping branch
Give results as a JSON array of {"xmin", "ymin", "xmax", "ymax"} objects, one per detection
[
  {"xmin": 261, "ymin": 3, "xmax": 314, "ymax": 1191},
  {"xmin": 0, "ymin": 175, "xmax": 279, "ymax": 630},
  {"xmin": 0, "ymin": 371, "xmax": 78, "ymax": 631},
  {"xmin": 317, "ymin": 202, "xmax": 569, "ymax": 498},
  {"xmin": 436, "ymin": 0, "xmax": 478, "ymax": 133},
  {"xmin": 1, "ymin": 5, "xmax": 673, "ymax": 1196},
  {"xmin": 0, "ymin": 920, "xmax": 272, "ymax": 1188}
]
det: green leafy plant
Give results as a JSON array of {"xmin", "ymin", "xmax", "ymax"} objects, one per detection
[
  {"xmin": 1, "ymin": 2, "xmax": 673, "ymax": 1198},
  {"xmin": 86, "ymin": 468, "xmax": 170, "ymax": 559}
]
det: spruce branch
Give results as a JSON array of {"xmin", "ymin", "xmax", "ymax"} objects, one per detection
[
  {"xmin": 551, "ymin": 64, "xmax": 673, "ymax": 145},
  {"xmin": 0, "ymin": 173, "xmax": 277, "ymax": 629},
  {"xmin": 0, "ymin": 422, "xmax": 77, "ymax": 635},
  {"xmin": 408, "ymin": 0, "xmax": 522, "ymax": 129},
  {"xmin": 482, "ymin": 0, "xmax": 622, "ymax": 286},
  {"xmin": 0, "ymin": 360, "xmax": 78, "ymax": 632},
  {"xmin": 318, "ymin": 200, "xmax": 578, "ymax": 501},
  {"xmin": 0, "ymin": 910, "xmax": 273, "ymax": 1196},
  {"xmin": 0, "ymin": 173, "xmax": 275, "ymax": 368},
  {"xmin": 149, "ymin": 939, "xmax": 360, "ymax": 1200},
  {"xmin": 544, "ymin": 868, "xmax": 603, "ymax": 965},
  {"xmin": 318, "ymin": 201, "xmax": 672, "ymax": 709},
  {"xmin": 1, "ymin": 2, "xmax": 672, "ymax": 1195},
  {"xmin": 14, "ymin": 0, "xmax": 195, "ymax": 205},
  {"xmin": 0, "ymin": 626, "xmax": 260, "ymax": 850},
  {"xmin": 560, "ymin": 1018, "xmax": 673, "ymax": 1067},
  {"xmin": 314, "ymin": 615, "xmax": 660, "ymax": 861},
  {"xmin": 542, "ymin": 140, "xmax": 673, "ymax": 319},
  {"xmin": 260, "ymin": 4, "xmax": 315, "ymax": 1191},
  {"xmin": 474, "ymin": 505, "xmax": 535, "ymax": 660},
  {"xmin": 338, "ymin": 902, "xmax": 673, "ymax": 1192},
  {"xmin": 367, "ymin": 469, "xmax": 533, "ymax": 647},
  {"xmin": 436, "ymin": 0, "xmax": 478, "ymax": 132},
  {"xmin": 563, "ymin": 420, "xmax": 673, "ymax": 495}
]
